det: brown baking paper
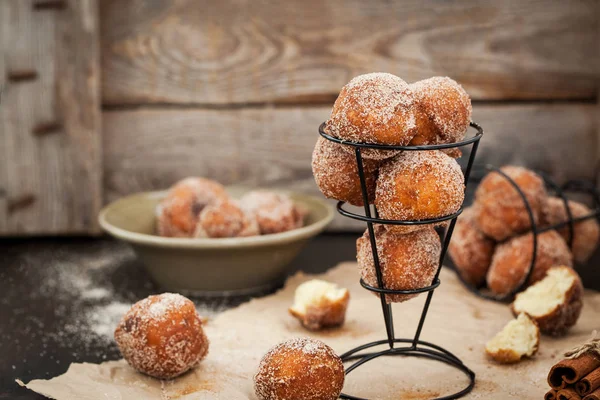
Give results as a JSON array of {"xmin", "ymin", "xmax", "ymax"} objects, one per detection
[{"xmin": 21, "ymin": 263, "xmax": 600, "ymax": 399}]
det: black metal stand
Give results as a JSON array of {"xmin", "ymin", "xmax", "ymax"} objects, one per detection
[
  {"xmin": 318, "ymin": 122, "xmax": 484, "ymax": 400},
  {"xmin": 450, "ymin": 166, "xmax": 600, "ymax": 303}
]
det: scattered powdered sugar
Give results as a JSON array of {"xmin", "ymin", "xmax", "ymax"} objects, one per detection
[
  {"xmin": 88, "ymin": 302, "xmax": 133, "ymax": 339},
  {"xmin": 3, "ymin": 241, "xmax": 229, "ymax": 374},
  {"xmin": 375, "ymin": 150, "xmax": 465, "ymax": 230},
  {"xmin": 81, "ymin": 287, "xmax": 111, "ymax": 301},
  {"xmin": 356, "ymin": 225, "xmax": 441, "ymax": 303}
]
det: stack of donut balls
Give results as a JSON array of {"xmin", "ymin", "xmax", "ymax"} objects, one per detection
[
  {"xmin": 312, "ymin": 72, "xmax": 472, "ymax": 304},
  {"xmin": 156, "ymin": 177, "xmax": 305, "ymax": 238},
  {"xmin": 448, "ymin": 165, "xmax": 600, "ymax": 298}
]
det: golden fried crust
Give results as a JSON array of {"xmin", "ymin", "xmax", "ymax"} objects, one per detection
[
  {"xmin": 254, "ymin": 338, "xmax": 345, "ymax": 400},
  {"xmin": 541, "ymin": 197, "xmax": 600, "ymax": 263},
  {"xmin": 311, "ymin": 137, "xmax": 380, "ymax": 206},
  {"xmin": 511, "ymin": 267, "xmax": 584, "ymax": 336},
  {"xmin": 409, "ymin": 103, "xmax": 441, "ymax": 146},
  {"xmin": 289, "ymin": 290, "xmax": 350, "ymax": 331},
  {"xmin": 487, "ymin": 348, "xmax": 527, "ymax": 364},
  {"xmin": 156, "ymin": 177, "xmax": 228, "ymax": 237},
  {"xmin": 240, "ymin": 191, "xmax": 306, "ymax": 234},
  {"xmin": 486, "ymin": 231, "xmax": 573, "ymax": 297},
  {"xmin": 375, "ymin": 151, "xmax": 465, "ymax": 234},
  {"xmin": 195, "ymin": 200, "xmax": 259, "ymax": 238},
  {"xmin": 474, "ymin": 166, "xmax": 547, "ymax": 241},
  {"xmin": 328, "ymin": 72, "xmax": 417, "ymax": 160},
  {"xmin": 409, "ymin": 77, "xmax": 472, "ymax": 148},
  {"xmin": 448, "ymin": 207, "xmax": 495, "ymax": 287},
  {"xmin": 357, "ymin": 226, "xmax": 441, "ymax": 303},
  {"xmin": 114, "ymin": 293, "xmax": 209, "ymax": 379},
  {"xmin": 486, "ymin": 330, "xmax": 541, "ymax": 364},
  {"xmin": 443, "ymin": 148, "xmax": 463, "ymax": 159}
]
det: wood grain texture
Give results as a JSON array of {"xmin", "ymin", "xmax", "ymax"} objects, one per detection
[
  {"xmin": 99, "ymin": 0, "xmax": 599, "ymax": 105},
  {"xmin": 103, "ymin": 103, "xmax": 597, "ymax": 231},
  {"xmin": 0, "ymin": 0, "xmax": 7, "ymax": 231},
  {"xmin": 0, "ymin": 0, "xmax": 102, "ymax": 235}
]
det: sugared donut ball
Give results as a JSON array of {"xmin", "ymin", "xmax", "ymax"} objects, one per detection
[
  {"xmin": 156, "ymin": 177, "xmax": 228, "ymax": 237},
  {"xmin": 409, "ymin": 77, "xmax": 472, "ymax": 151},
  {"xmin": 357, "ymin": 225, "xmax": 441, "ymax": 303},
  {"xmin": 114, "ymin": 293, "xmax": 209, "ymax": 379},
  {"xmin": 448, "ymin": 207, "xmax": 495, "ymax": 287},
  {"xmin": 195, "ymin": 200, "xmax": 259, "ymax": 238},
  {"xmin": 486, "ymin": 231, "xmax": 573, "ymax": 297},
  {"xmin": 328, "ymin": 72, "xmax": 417, "ymax": 160},
  {"xmin": 312, "ymin": 136, "xmax": 380, "ymax": 206},
  {"xmin": 409, "ymin": 105, "xmax": 463, "ymax": 159},
  {"xmin": 254, "ymin": 338, "xmax": 344, "ymax": 400},
  {"xmin": 375, "ymin": 150, "xmax": 465, "ymax": 234},
  {"xmin": 240, "ymin": 191, "xmax": 305, "ymax": 234},
  {"xmin": 474, "ymin": 166, "xmax": 547, "ymax": 241},
  {"xmin": 541, "ymin": 197, "xmax": 600, "ymax": 263}
]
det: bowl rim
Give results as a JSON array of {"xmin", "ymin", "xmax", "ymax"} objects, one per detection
[{"xmin": 98, "ymin": 190, "xmax": 335, "ymax": 249}]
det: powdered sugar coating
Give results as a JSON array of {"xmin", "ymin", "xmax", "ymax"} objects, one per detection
[
  {"xmin": 474, "ymin": 166, "xmax": 548, "ymax": 241},
  {"xmin": 409, "ymin": 76, "xmax": 472, "ymax": 145},
  {"xmin": 156, "ymin": 177, "xmax": 228, "ymax": 238},
  {"xmin": 114, "ymin": 293, "xmax": 209, "ymax": 379},
  {"xmin": 240, "ymin": 191, "xmax": 306, "ymax": 234},
  {"xmin": 541, "ymin": 197, "xmax": 600, "ymax": 263},
  {"xmin": 448, "ymin": 206, "xmax": 495, "ymax": 287},
  {"xmin": 357, "ymin": 225, "xmax": 441, "ymax": 303},
  {"xmin": 375, "ymin": 150, "xmax": 465, "ymax": 234},
  {"xmin": 312, "ymin": 136, "xmax": 380, "ymax": 206},
  {"xmin": 195, "ymin": 199, "xmax": 260, "ymax": 238},
  {"xmin": 328, "ymin": 72, "xmax": 417, "ymax": 160},
  {"xmin": 254, "ymin": 338, "xmax": 344, "ymax": 400},
  {"xmin": 486, "ymin": 231, "xmax": 573, "ymax": 297}
]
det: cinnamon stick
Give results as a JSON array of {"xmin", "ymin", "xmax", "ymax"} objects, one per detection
[
  {"xmin": 577, "ymin": 368, "xmax": 600, "ymax": 396},
  {"xmin": 584, "ymin": 387, "xmax": 600, "ymax": 400},
  {"xmin": 549, "ymin": 354, "xmax": 600, "ymax": 389},
  {"xmin": 558, "ymin": 387, "xmax": 582, "ymax": 400},
  {"xmin": 545, "ymin": 389, "xmax": 558, "ymax": 400}
]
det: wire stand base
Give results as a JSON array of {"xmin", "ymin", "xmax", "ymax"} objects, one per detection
[{"xmin": 340, "ymin": 339, "xmax": 476, "ymax": 400}]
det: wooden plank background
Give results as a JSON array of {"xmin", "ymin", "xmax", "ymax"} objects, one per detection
[
  {"xmin": 100, "ymin": 0, "xmax": 599, "ymax": 105},
  {"xmin": 0, "ymin": 0, "xmax": 102, "ymax": 235},
  {"xmin": 1, "ymin": 0, "xmax": 599, "ymax": 234},
  {"xmin": 104, "ymin": 103, "xmax": 597, "ymax": 230},
  {"xmin": 99, "ymin": 0, "xmax": 599, "ymax": 231}
]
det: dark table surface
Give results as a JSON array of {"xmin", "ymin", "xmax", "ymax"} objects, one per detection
[
  {"xmin": 1, "ymin": 234, "xmax": 599, "ymax": 399},
  {"xmin": 0, "ymin": 234, "xmax": 358, "ymax": 399}
]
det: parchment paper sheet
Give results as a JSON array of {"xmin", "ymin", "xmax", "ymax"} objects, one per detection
[{"xmin": 22, "ymin": 263, "xmax": 600, "ymax": 399}]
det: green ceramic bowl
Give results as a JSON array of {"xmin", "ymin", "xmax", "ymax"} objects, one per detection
[{"xmin": 98, "ymin": 188, "xmax": 334, "ymax": 295}]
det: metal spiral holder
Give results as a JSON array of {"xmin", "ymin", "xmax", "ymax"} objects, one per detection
[
  {"xmin": 450, "ymin": 166, "xmax": 600, "ymax": 303},
  {"xmin": 318, "ymin": 121, "xmax": 484, "ymax": 400}
]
